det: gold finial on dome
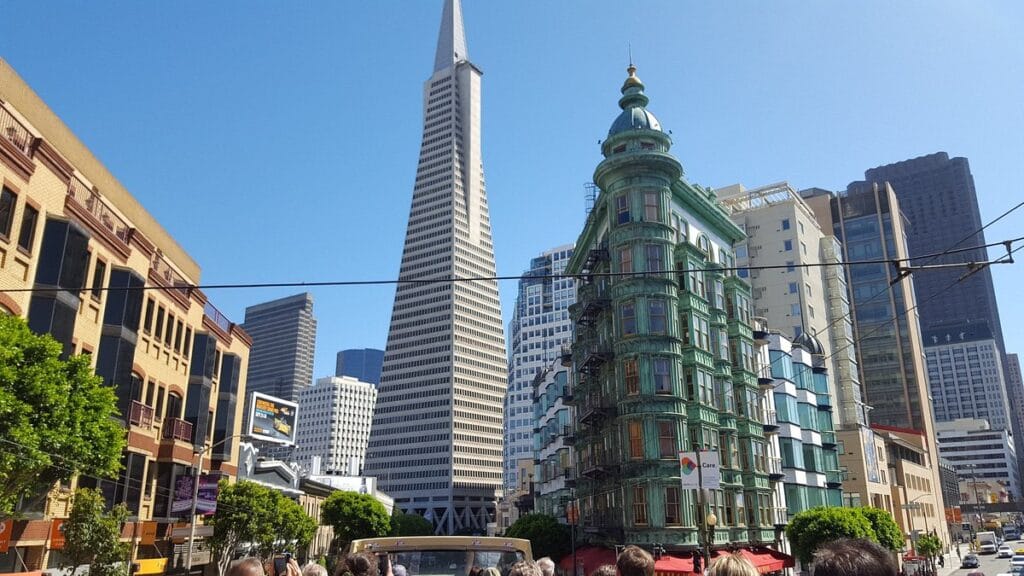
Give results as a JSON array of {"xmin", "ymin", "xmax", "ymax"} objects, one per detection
[{"xmin": 624, "ymin": 64, "xmax": 642, "ymax": 88}]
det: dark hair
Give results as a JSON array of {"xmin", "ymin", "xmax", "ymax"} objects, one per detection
[
  {"xmin": 334, "ymin": 552, "xmax": 379, "ymax": 576},
  {"xmin": 590, "ymin": 564, "xmax": 618, "ymax": 576},
  {"xmin": 617, "ymin": 546, "xmax": 654, "ymax": 576},
  {"xmin": 810, "ymin": 538, "xmax": 897, "ymax": 576}
]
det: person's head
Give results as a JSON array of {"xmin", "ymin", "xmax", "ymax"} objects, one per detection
[
  {"xmin": 229, "ymin": 558, "xmax": 266, "ymax": 576},
  {"xmin": 508, "ymin": 561, "xmax": 542, "ymax": 576},
  {"xmin": 536, "ymin": 558, "xmax": 555, "ymax": 576},
  {"xmin": 336, "ymin": 552, "xmax": 379, "ymax": 576},
  {"xmin": 393, "ymin": 565, "xmax": 408, "ymax": 576},
  {"xmin": 810, "ymin": 538, "xmax": 898, "ymax": 576},
  {"xmin": 708, "ymin": 554, "xmax": 759, "ymax": 576},
  {"xmin": 617, "ymin": 546, "xmax": 654, "ymax": 576},
  {"xmin": 590, "ymin": 564, "xmax": 617, "ymax": 576},
  {"xmin": 481, "ymin": 568, "xmax": 502, "ymax": 576},
  {"xmin": 303, "ymin": 564, "xmax": 328, "ymax": 576}
]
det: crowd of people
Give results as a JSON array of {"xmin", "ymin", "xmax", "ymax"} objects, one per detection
[{"xmin": 225, "ymin": 537, "xmax": 898, "ymax": 576}]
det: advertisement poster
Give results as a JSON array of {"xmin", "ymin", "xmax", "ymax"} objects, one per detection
[
  {"xmin": 247, "ymin": 392, "xmax": 298, "ymax": 445},
  {"xmin": 197, "ymin": 474, "xmax": 219, "ymax": 516},
  {"xmin": 171, "ymin": 475, "xmax": 195, "ymax": 515},
  {"xmin": 678, "ymin": 450, "xmax": 721, "ymax": 490},
  {"xmin": 49, "ymin": 518, "xmax": 65, "ymax": 550},
  {"xmin": 0, "ymin": 519, "xmax": 12, "ymax": 553}
]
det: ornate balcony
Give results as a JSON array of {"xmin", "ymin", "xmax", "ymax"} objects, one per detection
[
  {"xmin": 128, "ymin": 400, "xmax": 154, "ymax": 428},
  {"xmin": 575, "ymin": 281, "xmax": 611, "ymax": 327},
  {"xmin": 773, "ymin": 506, "xmax": 790, "ymax": 528},
  {"xmin": 751, "ymin": 316, "xmax": 770, "ymax": 343},
  {"xmin": 1, "ymin": 106, "xmax": 34, "ymax": 156},
  {"xmin": 579, "ymin": 393, "xmax": 616, "ymax": 426},
  {"xmin": 162, "ymin": 417, "xmax": 193, "ymax": 443},
  {"xmin": 762, "ymin": 410, "xmax": 779, "ymax": 432},
  {"xmin": 768, "ymin": 457, "xmax": 785, "ymax": 481},
  {"xmin": 67, "ymin": 177, "xmax": 131, "ymax": 251},
  {"xmin": 578, "ymin": 341, "xmax": 613, "ymax": 376}
]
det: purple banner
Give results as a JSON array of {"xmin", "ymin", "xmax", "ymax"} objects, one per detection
[{"xmin": 171, "ymin": 474, "xmax": 220, "ymax": 516}]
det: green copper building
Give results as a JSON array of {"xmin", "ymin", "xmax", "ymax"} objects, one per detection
[{"xmin": 567, "ymin": 66, "xmax": 777, "ymax": 552}]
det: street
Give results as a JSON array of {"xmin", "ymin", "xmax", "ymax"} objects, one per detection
[{"xmin": 948, "ymin": 544, "xmax": 1023, "ymax": 576}]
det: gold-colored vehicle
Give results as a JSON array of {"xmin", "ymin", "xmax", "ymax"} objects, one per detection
[{"xmin": 349, "ymin": 536, "xmax": 533, "ymax": 576}]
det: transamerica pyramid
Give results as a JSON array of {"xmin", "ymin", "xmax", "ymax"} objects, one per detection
[{"xmin": 362, "ymin": 0, "xmax": 507, "ymax": 535}]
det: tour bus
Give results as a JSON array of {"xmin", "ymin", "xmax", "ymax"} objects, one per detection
[{"xmin": 349, "ymin": 537, "xmax": 534, "ymax": 576}]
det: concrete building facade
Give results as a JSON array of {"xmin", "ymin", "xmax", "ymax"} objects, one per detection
[
  {"xmin": 936, "ymin": 418, "xmax": 1019, "ymax": 501},
  {"xmin": 293, "ymin": 376, "xmax": 377, "ymax": 476},
  {"xmin": 532, "ymin": 362, "xmax": 576, "ymax": 525},
  {"xmin": 363, "ymin": 0, "xmax": 507, "ymax": 534},
  {"xmin": 0, "ymin": 58, "xmax": 250, "ymax": 571},
  {"xmin": 241, "ymin": 292, "xmax": 316, "ymax": 402},
  {"xmin": 504, "ymin": 245, "xmax": 575, "ymax": 489},
  {"xmin": 925, "ymin": 323, "xmax": 1011, "ymax": 432},
  {"xmin": 566, "ymin": 65, "xmax": 782, "ymax": 557}
]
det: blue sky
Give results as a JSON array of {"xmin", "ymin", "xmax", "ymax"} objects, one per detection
[{"xmin": 4, "ymin": 1, "xmax": 1023, "ymax": 379}]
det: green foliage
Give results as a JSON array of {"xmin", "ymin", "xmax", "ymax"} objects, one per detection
[
  {"xmin": 916, "ymin": 533, "xmax": 942, "ymax": 558},
  {"xmin": 505, "ymin": 514, "xmax": 570, "ymax": 562},
  {"xmin": 786, "ymin": 507, "xmax": 876, "ymax": 564},
  {"xmin": 209, "ymin": 481, "xmax": 319, "ymax": 576},
  {"xmin": 858, "ymin": 507, "xmax": 904, "ymax": 551},
  {"xmin": 321, "ymin": 491, "xmax": 390, "ymax": 547},
  {"xmin": 0, "ymin": 315, "xmax": 125, "ymax": 517},
  {"xmin": 62, "ymin": 488, "xmax": 129, "ymax": 576},
  {"xmin": 390, "ymin": 511, "xmax": 434, "ymax": 536}
]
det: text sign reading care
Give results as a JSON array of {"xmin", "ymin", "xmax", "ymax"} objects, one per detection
[
  {"xmin": 247, "ymin": 392, "xmax": 299, "ymax": 445},
  {"xmin": 678, "ymin": 450, "xmax": 721, "ymax": 490}
]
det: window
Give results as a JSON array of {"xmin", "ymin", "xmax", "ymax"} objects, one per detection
[
  {"xmin": 143, "ymin": 298, "xmax": 155, "ymax": 333},
  {"xmin": 649, "ymin": 299, "xmax": 667, "ymax": 334},
  {"xmin": 791, "ymin": 303, "xmax": 801, "ymax": 317},
  {"xmin": 786, "ymin": 261, "xmax": 795, "ymax": 272},
  {"xmin": 629, "ymin": 421, "xmax": 644, "ymax": 459},
  {"xmin": 0, "ymin": 187, "xmax": 15, "ymax": 238},
  {"xmin": 665, "ymin": 486, "xmax": 681, "ymax": 525},
  {"xmin": 680, "ymin": 314, "xmax": 691, "ymax": 345},
  {"xmin": 782, "ymin": 219, "xmax": 791, "ymax": 230},
  {"xmin": 643, "ymin": 192, "xmax": 660, "ymax": 222},
  {"xmin": 183, "ymin": 328, "xmax": 192, "ymax": 358},
  {"xmin": 633, "ymin": 485, "xmax": 648, "ymax": 525},
  {"xmin": 155, "ymin": 386, "xmax": 165, "ymax": 419},
  {"xmin": 174, "ymin": 320, "xmax": 184, "ymax": 352},
  {"xmin": 17, "ymin": 204, "xmax": 38, "ymax": 252},
  {"xmin": 164, "ymin": 313, "xmax": 175, "ymax": 345},
  {"xmin": 621, "ymin": 301, "xmax": 636, "ymax": 336},
  {"xmin": 616, "ymin": 195, "xmax": 630, "ymax": 225},
  {"xmin": 654, "ymin": 358, "xmax": 671, "ymax": 394},
  {"xmin": 788, "ymin": 282, "xmax": 798, "ymax": 294},
  {"xmin": 624, "ymin": 359, "xmax": 639, "ymax": 395},
  {"xmin": 619, "ymin": 246, "xmax": 633, "ymax": 274},
  {"xmin": 91, "ymin": 259, "xmax": 107, "ymax": 299},
  {"xmin": 784, "ymin": 239, "xmax": 793, "ymax": 251},
  {"xmin": 658, "ymin": 420, "xmax": 677, "ymax": 458},
  {"xmin": 645, "ymin": 244, "xmax": 663, "ymax": 275}
]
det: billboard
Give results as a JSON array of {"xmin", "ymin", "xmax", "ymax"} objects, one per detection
[
  {"xmin": 247, "ymin": 392, "xmax": 298, "ymax": 445},
  {"xmin": 171, "ymin": 474, "xmax": 220, "ymax": 516}
]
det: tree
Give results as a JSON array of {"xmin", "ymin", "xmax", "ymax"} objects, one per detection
[
  {"xmin": 0, "ymin": 314, "xmax": 125, "ymax": 517},
  {"xmin": 916, "ymin": 533, "xmax": 942, "ymax": 558},
  {"xmin": 858, "ymin": 507, "xmax": 904, "ymax": 552},
  {"xmin": 209, "ymin": 481, "xmax": 315, "ymax": 576},
  {"xmin": 62, "ymin": 488, "xmax": 129, "ymax": 576},
  {"xmin": 390, "ymin": 511, "xmax": 434, "ymax": 537},
  {"xmin": 786, "ymin": 507, "xmax": 876, "ymax": 564},
  {"xmin": 321, "ymin": 492, "xmax": 390, "ymax": 549},
  {"xmin": 505, "ymin": 514, "xmax": 570, "ymax": 562}
]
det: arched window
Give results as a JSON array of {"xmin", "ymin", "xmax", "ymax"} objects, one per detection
[{"xmin": 697, "ymin": 235, "xmax": 711, "ymax": 256}]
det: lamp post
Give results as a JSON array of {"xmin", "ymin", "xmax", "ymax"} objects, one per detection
[
  {"xmin": 704, "ymin": 511, "xmax": 718, "ymax": 570},
  {"xmin": 184, "ymin": 433, "xmax": 249, "ymax": 572}
]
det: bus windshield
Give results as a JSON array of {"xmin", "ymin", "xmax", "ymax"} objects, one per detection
[{"xmin": 386, "ymin": 550, "xmax": 525, "ymax": 576}]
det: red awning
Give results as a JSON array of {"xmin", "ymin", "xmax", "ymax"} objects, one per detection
[
  {"xmin": 654, "ymin": 554, "xmax": 698, "ymax": 576},
  {"xmin": 727, "ymin": 549, "xmax": 795, "ymax": 573},
  {"xmin": 558, "ymin": 547, "xmax": 617, "ymax": 576}
]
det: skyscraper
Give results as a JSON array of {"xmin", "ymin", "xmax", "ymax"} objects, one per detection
[
  {"xmin": 924, "ymin": 323, "xmax": 1011, "ymax": 431},
  {"xmin": 504, "ymin": 245, "xmax": 575, "ymax": 489},
  {"xmin": 853, "ymin": 153, "xmax": 1005, "ymax": 358},
  {"xmin": 293, "ymin": 376, "xmax": 377, "ymax": 476},
  {"xmin": 241, "ymin": 292, "xmax": 317, "ymax": 402},
  {"xmin": 335, "ymin": 348, "xmax": 384, "ymax": 386},
  {"xmin": 363, "ymin": 0, "xmax": 507, "ymax": 535}
]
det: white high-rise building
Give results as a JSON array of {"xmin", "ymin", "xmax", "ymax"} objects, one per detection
[
  {"xmin": 363, "ymin": 0, "xmax": 507, "ymax": 535},
  {"xmin": 293, "ymin": 376, "xmax": 377, "ymax": 475},
  {"xmin": 504, "ymin": 245, "xmax": 575, "ymax": 489},
  {"xmin": 936, "ymin": 418, "xmax": 1020, "ymax": 501},
  {"xmin": 925, "ymin": 323, "xmax": 1012, "ymax": 432}
]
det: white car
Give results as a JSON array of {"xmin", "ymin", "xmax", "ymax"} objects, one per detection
[
  {"xmin": 1000, "ymin": 546, "xmax": 1015, "ymax": 558},
  {"xmin": 1011, "ymin": 555, "xmax": 1024, "ymax": 568}
]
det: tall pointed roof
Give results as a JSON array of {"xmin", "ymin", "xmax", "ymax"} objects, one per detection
[{"xmin": 433, "ymin": 0, "xmax": 469, "ymax": 72}]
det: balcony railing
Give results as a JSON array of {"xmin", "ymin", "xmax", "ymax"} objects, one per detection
[
  {"xmin": 0, "ymin": 106, "xmax": 34, "ymax": 156},
  {"xmin": 821, "ymin": 431, "xmax": 837, "ymax": 447},
  {"xmin": 768, "ymin": 456, "xmax": 784, "ymax": 479},
  {"xmin": 762, "ymin": 410, "xmax": 778, "ymax": 431},
  {"xmin": 203, "ymin": 301, "xmax": 233, "ymax": 334},
  {"xmin": 751, "ymin": 316, "xmax": 769, "ymax": 341},
  {"xmin": 150, "ymin": 252, "xmax": 192, "ymax": 298},
  {"xmin": 825, "ymin": 469, "xmax": 842, "ymax": 486},
  {"xmin": 772, "ymin": 506, "xmax": 790, "ymax": 527},
  {"xmin": 67, "ymin": 177, "xmax": 131, "ymax": 245},
  {"xmin": 129, "ymin": 400, "xmax": 154, "ymax": 428},
  {"xmin": 163, "ymin": 417, "xmax": 193, "ymax": 443}
]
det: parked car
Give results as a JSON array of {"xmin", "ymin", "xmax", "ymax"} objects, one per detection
[
  {"xmin": 963, "ymin": 555, "xmax": 981, "ymax": 569},
  {"xmin": 1011, "ymin": 555, "xmax": 1024, "ymax": 568},
  {"xmin": 1000, "ymin": 545, "xmax": 1015, "ymax": 558}
]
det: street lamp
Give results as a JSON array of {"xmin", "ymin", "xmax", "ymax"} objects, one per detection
[
  {"xmin": 184, "ymin": 433, "xmax": 250, "ymax": 572},
  {"xmin": 705, "ymin": 511, "xmax": 718, "ymax": 568}
]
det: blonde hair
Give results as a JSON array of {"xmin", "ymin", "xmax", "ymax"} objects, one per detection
[{"xmin": 708, "ymin": 554, "xmax": 759, "ymax": 576}]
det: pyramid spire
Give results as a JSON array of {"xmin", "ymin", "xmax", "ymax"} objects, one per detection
[{"xmin": 433, "ymin": 0, "xmax": 469, "ymax": 72}]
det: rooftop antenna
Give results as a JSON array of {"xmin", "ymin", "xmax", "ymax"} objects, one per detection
[{"xmin": 628, "ymin": 43, "xmax": 633, "ymax": 66}]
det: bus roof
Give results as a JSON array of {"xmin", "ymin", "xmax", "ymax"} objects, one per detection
[{"xmin": 350, "ymin": 536, "xmax": 532, "ymax": 557}]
